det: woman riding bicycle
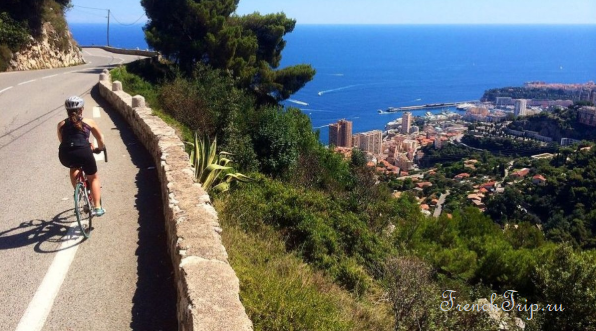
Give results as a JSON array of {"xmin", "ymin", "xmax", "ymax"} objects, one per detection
[{"xmin": 57, "ymin": 96, "xmax": 106, "ymax": 216}]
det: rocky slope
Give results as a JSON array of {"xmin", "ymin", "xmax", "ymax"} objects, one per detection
[{"xmin": 7, "ymin": 21, "xmax": 84, "ymax": 71}]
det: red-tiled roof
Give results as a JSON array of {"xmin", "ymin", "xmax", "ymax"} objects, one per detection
[
  {"xmin": 481, "ymin": 181, "xmax": 497, "ymax": 188},
  {"xmin": 512, "ymin": 168, "xmax": 530, "ymax": 177}
]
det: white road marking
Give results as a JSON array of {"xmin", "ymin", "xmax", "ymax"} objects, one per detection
[
  {"xmin": 15, "ymin": 226, "xmax": 82, "ymax": 331},
  {"xmin": 0, "ymin": 86, "xmax": 13, "ymax": 94},
  {"xmin": 42, "ymin": 74, "xmax": 58, "ymax": 79},
  {"xmin": 18, "ymin": 79, "xmax": 36, "ymax": 85},
  {"xmin": 92, "ymin": 106, "xmax": 101, "ymax": 118}
]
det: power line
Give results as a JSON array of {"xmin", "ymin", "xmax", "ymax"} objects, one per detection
[
  {"xmin": 109, "ymin": 12, "xmax": 146, "ymax": 26},
  {"xmin": 71, "ymin": 7, "xmax": 107, "ymax": 18},
  {"xmin": 72, "ymin": 4, "xmax": 107, "ymax": 11},
  {"xmin": 72, "ymin": 4, "xmax": 145, "ymax": 25}
]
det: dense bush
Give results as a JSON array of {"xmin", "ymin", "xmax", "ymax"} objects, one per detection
[
  {"xmin": 0, "ymin": 0, "xmax": 72, "ymax": 52},
  {"xmin": 0, "ymin": 12, "xmax": 29, "ymax": 51},
  {"xmin": 220, "ymin": 174, "xmax": 393, "ymax": 295}
]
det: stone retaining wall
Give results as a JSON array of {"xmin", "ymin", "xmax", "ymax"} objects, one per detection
[{"xmin": 98, "ymin": 71, "xmax": 252, "ymax": 331}]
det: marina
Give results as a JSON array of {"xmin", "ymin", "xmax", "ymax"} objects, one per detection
[{"xmin": 378, "ymin": 100, "xmax": 479, "ymax": 113}]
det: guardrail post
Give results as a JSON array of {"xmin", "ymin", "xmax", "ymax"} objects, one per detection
[
  {"xmin": 112, "ymin": 81, "xmax": 122, "ymax": 92},
  {"xmin": 132, "ymin": 95, "xmax": 145, "ymax": 108}
]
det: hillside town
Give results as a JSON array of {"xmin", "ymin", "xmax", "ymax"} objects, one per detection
[{"xmin": 328, "ymin": 82, "xmax": 596, "ymax": 217}]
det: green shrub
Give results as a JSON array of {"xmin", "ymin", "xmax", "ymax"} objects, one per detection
[
  {"xmin": 0, "ymin": 45, "xmax": 12, "ymax": 71},
  {"xmin": 218, "ymin": 206, "xmax": 393, "ymax": 331},
  {"xmin": 220, "ymin": 175, "xmax": 392, "ymax": 295},
  {"xmin": 0, "ymin": 12, "xmax": 29, "ymax": 51}
]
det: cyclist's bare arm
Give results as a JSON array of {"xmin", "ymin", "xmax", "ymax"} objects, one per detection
[
  {"xmin": 83, "ymin": 118, "xmax": 105, "ymax": 150},
  {"xmin": 57, "ymin": 121, "xmax": 65, "ymax": 143}
]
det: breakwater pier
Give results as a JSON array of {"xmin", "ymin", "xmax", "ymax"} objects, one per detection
[{"xmin": 380, "ymin": 100, "xmax": 479, "ymax": 113}]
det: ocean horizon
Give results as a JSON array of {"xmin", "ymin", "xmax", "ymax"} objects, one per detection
[{"xmin": 69, "ymin": 23, "xmax": 596, "ymax": 144}]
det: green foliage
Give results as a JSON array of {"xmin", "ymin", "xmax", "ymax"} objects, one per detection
[
  {"xmin": 507, "ymin": 105, "xmax": 596, "ymax": 142},
  {"xmin": 141, "ymin": 0, "xmax": 315, "ymax": 102},
  {"xmin": 219, "ymin": 174, "xmax": 393, "ymax": 295},
  {"xmin": 461, "ymin": 135, "xmax": 556, "ymax": 157},
  {"xmin": 383, "ymin": 256, "xmax": 497, "ymax": 331},
  {"xmin": 485, "ymin": 146, "xmax": 596, "ymax": 248},
  {"xmin": 481, "ymin": 86, "xmax": 577, "ymax": 102},
  {"xmin": 218, "ymin": 207, "xmax": 393, "ymax": 331},
  {"xmin": 250, "ymin": 106, "xmax": 304, "ymax": 177},
  {"xmin": 350, "ymin": 149, "xmax": 367, "ymax": 167},
  {"xmin": 0, "ymin": 0, "xmax": 71, "ymax": 54},
  {"xmin": 533, "ymin": 245, "xmax": 596, "ymax": 330},
  {"xmin": 110, "ymin": 65, "xmax": 159, "ymax": 106},
  {"xmin": 0, "ymin": 12, "xmax": 29, "ymax": 51},
  {"xmin": 0, "ymin": 45, "xmax": 12, "ymax": 71},
  {"xmin": 187, "ymin": 132, "xmax": 250, "ymax": 192}
]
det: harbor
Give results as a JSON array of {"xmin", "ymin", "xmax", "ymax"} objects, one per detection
[{"xmin": 379, "ymin": 100, "xmax": 479, "ymax": 113}]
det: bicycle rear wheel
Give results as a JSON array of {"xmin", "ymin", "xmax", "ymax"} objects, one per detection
[{"xmin": 74, "ymin": 182, "xmax": 93, "ymax": 238}]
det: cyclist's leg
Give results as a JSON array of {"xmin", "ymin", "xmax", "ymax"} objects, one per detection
[
  {"xmin": 87, "ymin": 173, "xmax": 102, "ymax": 208},
  {"xmin": 69, "ymin": 168, "xmax": 80, "ymax": 188},
  {"xmin": 60, "ymin": 146, "xmax": 80, "ymax": 188}
]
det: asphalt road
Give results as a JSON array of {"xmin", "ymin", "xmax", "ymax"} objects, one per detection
[
  {"xmin": 0, "ymin": 49, "xmax": 177, "ymax": 330},
  {"xmin": 433, "ymin": 190, "xmax": 450, "ymax": 218}
]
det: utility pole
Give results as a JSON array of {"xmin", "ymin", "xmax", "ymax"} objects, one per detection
[{"xmin": 107, "ymin": 9, "xmax": 110, "ymax": 46}]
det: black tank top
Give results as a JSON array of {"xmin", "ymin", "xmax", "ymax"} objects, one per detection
[{"xmin": 60, "ymin": 118, "xmax": 91, "ymax": 148}]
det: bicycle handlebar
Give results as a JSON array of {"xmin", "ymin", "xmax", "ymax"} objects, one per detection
[{"xmin": 93, "ymin": 146, "xmax": 108, "ymax": 162}]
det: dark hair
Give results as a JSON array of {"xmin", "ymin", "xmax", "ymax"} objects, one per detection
[{"xmin": 68, "ymin": 108, "xmax": 84, "ymax": 131}]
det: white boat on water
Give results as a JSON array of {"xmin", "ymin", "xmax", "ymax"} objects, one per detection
[{"xmin": 456, "ymin": 103, "xmax": 475, "ymax": 110}]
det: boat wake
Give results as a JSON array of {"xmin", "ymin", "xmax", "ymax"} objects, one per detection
[
  {"xmin": 301, "ymin": 108, "xmax": 332, "ymax": 112},
  {"xmin": 288, "ymin": 99, "xmax": 309, "ymax": 106},
  {"xmin": 318, "ymin": 84, "xmax": 360, "ymax": 96},
  {"xmin": 314, "ymin": 124, "xmax": 331, "ymax": 129}
]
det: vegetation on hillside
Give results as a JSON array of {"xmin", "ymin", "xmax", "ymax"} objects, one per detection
[
  {"xmin": 481, "ymin": 86, "xmax": 583, "ymax": 102},
  {"xmin": 0, "ymin": 0, "xmax": 73, "ymax": 70},
  {"xmin": 507, "ymin": 103, "xmax": 596, "ymax": 142},
  {"xmin": 107, "ymin": 1, "xmax": 596, "ymax": 328},
  {"xmin": 485, "ymin": 144, "xmax": 596, "ymax": 249}
]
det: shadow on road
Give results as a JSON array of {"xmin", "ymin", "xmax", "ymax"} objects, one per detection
[
  {"xmin": 0, "ymin": 209, "xmax": 86, "ymax": 253},
  {"xmin": 90, "ymin": 85, "xmax": 178, "ymax": 330}
]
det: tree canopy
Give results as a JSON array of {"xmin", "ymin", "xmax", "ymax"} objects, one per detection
[{"xmin": 141, "ymin": 0, "xmax": 315, "ymax": 102}]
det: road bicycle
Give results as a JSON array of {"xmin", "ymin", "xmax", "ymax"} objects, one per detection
[{"xmin": 74, "ymin": 147, "xmax": 107, "ymax": 238}]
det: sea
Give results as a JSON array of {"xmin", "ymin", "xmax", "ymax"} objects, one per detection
[{"xmin": 69, "ymin": 24, "xmax": 596, "ymax": 144}]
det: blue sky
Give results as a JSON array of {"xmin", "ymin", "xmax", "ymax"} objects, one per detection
[{"xmin": 66, "ymin": 0, "xmax": 596, "ymax": 25}]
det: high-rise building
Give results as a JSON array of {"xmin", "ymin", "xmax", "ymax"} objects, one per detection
[
  {"xmin": 353, "ymin": 130, "xmax": 382, "ymax": 155},
  {"xmin": 401, "ymin": 112, "xmax": 412, "ymax": 134},
  {"xmin": 329, "ymin": 119, "xmax": 352, "ymax": 147},
  {"xmin": 514, "ymin": 99, "xmax": 527, "ymax": 117}
]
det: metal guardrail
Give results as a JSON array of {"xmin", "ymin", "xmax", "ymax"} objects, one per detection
[{"xmin": 80, "ymin": 45, "xmax": 159, "ymax": 57}]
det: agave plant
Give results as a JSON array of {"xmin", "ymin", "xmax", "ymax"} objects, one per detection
[{"xmin": 187, "ymin": 131, "xmax": 251, "ymax": 192}]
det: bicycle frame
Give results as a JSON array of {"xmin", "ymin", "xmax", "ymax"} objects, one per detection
[{"xmin": 72, "ymin": 147, "xmax": 107, "ymax": 239}]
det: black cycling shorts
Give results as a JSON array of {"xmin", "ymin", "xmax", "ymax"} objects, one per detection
[{"xmin": 58, "ymin": 145, "xmax": 98, "ymax": 175}]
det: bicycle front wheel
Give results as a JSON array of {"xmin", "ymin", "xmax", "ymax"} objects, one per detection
[{"xmin": 74, "ymin": 182, "xmax": 93, "ymax": 238}]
